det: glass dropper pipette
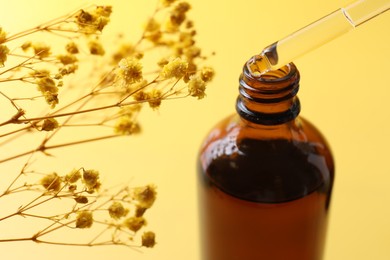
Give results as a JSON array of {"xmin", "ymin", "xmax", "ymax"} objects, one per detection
[{"xmin": 247, "ymin": 0, "xmax": 390, "ymax": 76}]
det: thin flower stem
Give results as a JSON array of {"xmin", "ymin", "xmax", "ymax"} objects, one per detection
[
  {"xmin": 44, "ymin": 134, "xmax": 119, "ymax": 150},
  {"xmin": 34, "ymin": 219, "xmax": 76, "ymax": 238},
  {"xmin": 0, "ymin": 124, "xmax": 31, "ymax": 140},
  {"xmin": 1, "ymin": 157, "xmax": 32, "ymax": 196},
  {"xmin": 0, "ymin": 237, "xmax": 33, "ymax": 243},
  {"xmin": 4, "ymin": 8, "xmax": 80, "ymax": 43},
  {"xmin": 88, "ymin": 226, "xmax": 111, "ymax": 245},
  {"xmin": 0, "ymin": 134, "xmax": 120, "ymax": 164}
]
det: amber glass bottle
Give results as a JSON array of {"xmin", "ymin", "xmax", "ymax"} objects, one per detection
[{"xmin": 197, "ymin": 62, "xmax": 334, "ymax": 260}]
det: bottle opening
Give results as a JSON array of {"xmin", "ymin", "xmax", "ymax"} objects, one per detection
[
  {"xmin": 260, "ymin": 65, "xmax": 292, "ymax": 80},
  {"xmin": 245, "ymin": 60, "xmax": 297, "ymax": 84}
]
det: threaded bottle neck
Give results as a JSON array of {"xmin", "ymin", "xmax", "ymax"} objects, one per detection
[{"xmin": 236, "ymin": 62, "xmax": 301, "ymax": 125}]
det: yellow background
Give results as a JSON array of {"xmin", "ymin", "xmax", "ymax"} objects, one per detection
[{"xmin": 1, "ymin": 0, "xmax": 389, "ymax": 259}]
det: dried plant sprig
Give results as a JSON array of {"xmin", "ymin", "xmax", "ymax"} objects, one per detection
[
  {"xmin": 0, "ymin": 166, "xmax": 156, "ymax": 248},
  {"xmin": 0, "ymin": 1, "xmax": 214, "ymax": 164},
  {"xmin": 0, "ymin": 0, "xmax": 214, "ymax": 250}
]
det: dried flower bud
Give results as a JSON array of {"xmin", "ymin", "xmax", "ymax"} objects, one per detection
[
  {"xmin": 36, "ymin": 77, "xmax": 58, "ymax": 94},
  {"xmin": 76, "ymin": 211, "xmax": 93, "ymax": 228},
  {"xmin": 108, "ymin": 202, "xmax": 129, "ymax": 219},
  {"xmin": 95, "ymin": 6, "xmax": 112, "ymax": 17},
  {"xmin": 41, "ymin": 118, "xmax": 59, "ymax": 131},
  {"xmin": 88, "ymin": 40, "xmax": 105, "ymax": 55},
  {"xmin": 74, "ymin": 196, "xmax": 89, "ymax": 204},
  {"xmin": 76, "ymin": 6, "xmax": 111, "ymax": 33},
  {"xmin": 31, "ymin": 69, "xmax": 51, "ymax": 78},
  {"xmin": 65, "ymin": 169, "xmax": 82, "ymax": 183},
  {"xmin": 40, "ymin": 173, "xmax": 62, "ymax": 192},
  {"xmin": 82, "ymin": 169, "xmax": 101, "ymax": 192},
  {"xmin": 68, "ymin": 184, "xmax": 77, "ymax": 192},
  {"xmin": 200, "ymin": 66, "xmax": 215, "ymax": 82},
  {"xmin": 116, "ymin": 57, "xmax": 143, "ymax": 85},
  {"xmin": 57, "ymin": 54, "xmax": 78, "ymax": 65},
  {"xmin": 114, "ymin": 116, "xmax": 141, "ymax": 136},
  {"xmin": 184, "ymin": 46, "xmax": 201, "ymax": 60},
  {"xmin": 141, "ymin": 231, "xmax": 156, "ymax": 248},
  {"xmin": 157, "ymin": 57, "xmax": 169, "ymax": 67},
  {"xmin": 32, "ymin": 42, "xmax": 51, "ymax": 58},
  {"xmin": 133, "ymin": 185, "xmax": 157, "ymax": 209},
  {"xmin": 124, "ymin": 216, "xmax": 146, "ymax": 232},
  {"xmin": 160, "ymin": 57, "xmax": 188, "ymax": 79},
  {"xmin": 21, "ymin": 41, "xmax": 32, "ymax": 51},
  {"xmin": 145, "ymin": 18, "xmax": 161, "ymax": 32},
  {"xmin": 65, "ymin": 42, "xmax": 79, "ymax": 54},
  {"xmin": 188, "ymin": 74, "xmax": 206, "ymax": 99},
  {"xmin": 43, "ymin": 91, "xmax": 59, "ymax": 108},
  {"xmin": 146, "ymin": 89, "xmax": 162, "ymax": 109}
]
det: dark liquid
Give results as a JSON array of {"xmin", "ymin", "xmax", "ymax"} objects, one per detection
[{"xmin": 198, "ymin": 139, "xmax": 333, "ymax": 260}]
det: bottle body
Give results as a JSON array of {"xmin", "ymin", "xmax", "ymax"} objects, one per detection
[{"xmin": 197, "ymin": 63, "xmax": 334, "ymax": 260}]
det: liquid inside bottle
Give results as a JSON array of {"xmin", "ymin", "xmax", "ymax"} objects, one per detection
[{"xmin": 197, "ymin": 62, "xmax": 334, "ymax": 260}]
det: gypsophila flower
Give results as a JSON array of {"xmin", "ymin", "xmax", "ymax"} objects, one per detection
[
  {"xmin": 65, "ymin": 41, "xmax": 79, "ymax": 54},
  {"xmin": 41, "ymin": 118, "xmax": 59, "ymax": 131},
  {"xmin": 146, "ymin": 89, "xmax": 162, "ymax": 109},
  {"xmin": 57, "ymin": 64, "xmax": 78, "ymax": 77},
  {"xmin": 57, "ymin": 54, "xmax": 78, "ymax": 65},
  {"xmin": 40, "ymin": 173, "xmax": 62, "ymax": 192},
  {"xmin": 124, "ymin": 216, "xmax": 146, "ymax": 232},
  {"xmin": 82, "ymin": 169, "xmax": 101, "ymax": 192},
  {"xmin": 88, "ymin": 40, "xmax": 105, "ymax": 55},
  {"xmin": 0, "ymin": 44, "xmax": 9, "ymax": 66},
  {"xmin": 188, "ymin": 74, "xmax": 206, "ymax": 99},
  {"xmin": 65, "ymin": 169, "xmax": 82, "ymax": 183},
  {"xmin": 160, "ymin": 57, "xmax": 188, "ymax": 79},
  {"xmin": 142, "ymin": 231, "xmax": 156, "ymax": 248},
  {"xmin": 157, "ymin": 57, "xmax": 169, "ymax": 67},
  {"xmin": 117, "ymin": 57, "xmax": 143, "ymax": 85},
  {"xmin": 32, "ymin": 42, "xmax": 51, "ymax": 58},
  {"xmin": 74, "ymin": 196, "xmax": 89, "ymax": 204},
  {"xmin": 184, "ymin": 46, "xmax": 201, "ymax": 60},
  {"xmin": 76, "ymin": 6, "xmax": 111, "ymax": 33},
  {"xmin": 179, "ymin": 32, "xmax": 195, "ymax": 48},
  {"xmin": 200, "ymin": 66, "xmax": 215, "ymax": 82},
  {"xmin": 36, "ymin": 77, "xmax": 58, "ymax": 94},
  {"xmin": 168, "ymin": 2, "xmax": 191, "ymax": 29},
  {"xmin": 21, "ymin": 41, "xmax": 32, "ymax": 51},
  {"xmin": 76, "ymin": 211, "xmax": 93, "ymax": 228},
  {"xmin": 133, "ymin": 185, "xmax": 157, "ymax": 209},
  {"xmin": 145, "ymin": 18, "xmax": 161, "ymax": 32},
  {"xmin": 114, "ymin": 116, "xmax": 141, "ymax": 136},
  {"xmin": 108, "ymin": 202, "xmax": 129, "ymax": 219},
  {"xmin": 30, "ymin": 69, "xmax": 51, "ymax": 78},
  {"xmin": 43, "ymin": 91, "xmax": 59, "ymax": 108},
  {"xmin": 95, "ymin": 6, "xmax": 113, "ymax": 17}
]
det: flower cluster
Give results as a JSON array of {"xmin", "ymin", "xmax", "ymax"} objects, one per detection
[
  {"xmin": 75, "ymin": 6, "xmax": 112, "ymax": 34},
  {"xmin": 0, "ymin": 167, "xmax": 157, "ymax": 247},
  {"xmin": 0, "ymin": 0, "xmax": 212, "ymax": 252},
  {"xmin": 112, "ymin": 0, "xmax": 215, "ymax": 110}
]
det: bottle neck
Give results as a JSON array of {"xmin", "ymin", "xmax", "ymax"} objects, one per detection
[{"xmin": 236, "ymin": 62, "xmax": 301, "ymax": 125}]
